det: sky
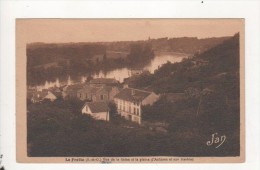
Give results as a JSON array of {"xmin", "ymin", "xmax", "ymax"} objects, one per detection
[{"xmin": 16, "ymin": 19, "xmax": 244, "ymax": 43}]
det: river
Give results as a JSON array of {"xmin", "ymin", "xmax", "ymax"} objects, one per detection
[{"xmin": 30, "ymin": 53, "xmax": 188, "ymax": 90}]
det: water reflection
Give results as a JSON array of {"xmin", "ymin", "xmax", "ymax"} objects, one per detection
[{"xmin": 30, "ymin": 54, "xmax": 187, "ymax": 90}]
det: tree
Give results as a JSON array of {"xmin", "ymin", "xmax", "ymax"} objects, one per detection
[
  {"xmin": 108, "ymin": 101, "xmax": 118, "ymax": 119},
  {"xmin": 185, "ymin": 87, "xmax": 213, "ymax": 117}
]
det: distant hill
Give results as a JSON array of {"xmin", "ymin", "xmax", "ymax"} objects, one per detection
[
  {"xmin": 150, "ymin": 36, "xmax": 230, "ymax": 54},
  {"xmin": 27, "ymin": 36, "xmax": 229, "ymax": 68},
  {"xmin": 27, "ymin": 43, "xmax": 106, "ymax": 68}
]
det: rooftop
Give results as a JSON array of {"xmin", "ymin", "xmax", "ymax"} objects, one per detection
[
  {"xmin": 114, "ymin": 88, "xmax": 152, "ymax": 102},
  {"xmin": 78, "ymin": 84, "xmax": 117, "ymax": 94},
  {"xmin": 83, "ymin": 101, "xmax": 109, "ymax": 113},
  {"xmin": 65, "ymin": 84, "xmax": 84, "ymax": 92}
]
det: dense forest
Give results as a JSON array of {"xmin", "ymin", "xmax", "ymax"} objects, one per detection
[{"xmin": 27, "ymin": 34, "xmax": 240, "ymax": 157}]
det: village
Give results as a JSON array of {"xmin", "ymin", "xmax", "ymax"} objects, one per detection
[{"xmin": 27, "ymin": 68, "xmax": 186, "ymax": 125}]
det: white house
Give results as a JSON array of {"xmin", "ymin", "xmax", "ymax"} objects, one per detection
[
  {"xmin": 81, "ymin": 101, "xmax": 109, "ymax": 121},
  {"xmin": 44, "ymin": 91, "xmax": 57, "ymax": 101},
  {"xmin": 114, "ymin": 88, "xmax": 159, "ymax": 124},
  {"xmin": 31, "ymin": 90, "xmax": 57, "ymax": 103}
]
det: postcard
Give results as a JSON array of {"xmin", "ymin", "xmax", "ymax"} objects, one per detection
[{"xmin": 16, "ymin": 19, "xmax": 245, "ymax": 163}]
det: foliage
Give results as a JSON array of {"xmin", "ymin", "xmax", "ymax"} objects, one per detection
[
  {"xmin": 127, "ymin": 42, "xmax": 155, "ymax": 67},
  {"xmin": 108, "ymin": 101, "xmax": 118, "ymax": 119}
]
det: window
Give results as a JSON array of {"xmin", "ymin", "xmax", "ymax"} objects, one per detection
[
  {"xmin": 125, "ymin": 102, "xmax": 128, "ymax": 112},
  {"xmin": 134, "ymin": 108, "xmax": 136, "ymax": 115},
  {"xmin": 136, "ymin": 108, "xmax": 140, "ymax": 116},
  {"xmin": 100, "ymin": 94, "xmax": 104, "ymax": 100},
  {"xmin": 129, "ymin": 106, "xmax": 131, "ymax": 113},
  {"xmin": 123, "ymin": 101, "xmax": 125, "ymax": 111}
]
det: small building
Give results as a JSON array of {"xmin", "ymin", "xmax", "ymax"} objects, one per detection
[
  {"xmin": 49, "ymin": 86, "xmax": 62, "ymax": 99},
  {"xmin": 77, "ymin": 85, "xmax": 100, "ymax": 101},
  {"xmin": 31, "ymin": 90, "xmax": 57, "ymax": 103},
  {"xmin": 114, "ymin": 88, "xmax": 159, "ymax": 124},
  {"xmin": 81, "ymin": 101, "xmax": 109, "ymax": 121},
  {"xmin": 62, "ymin": 84, "xmax": 84, "ymax": 100},
  {"xmin": 77, "ymin": 85, "xmax": 120, "ymax": 102}
]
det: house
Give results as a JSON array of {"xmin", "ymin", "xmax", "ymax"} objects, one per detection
[
  {"xmin": 77, "ymin": 85, "xmax": 120, "ymax": 102},
  {"xmin": 81, "ymin": 101, "xmax": 109, "ymax": 121},
  {"xmin": 90, "ymin": 78, "xmax": 119, "ymax": 86},
  {"xmin": 77, "ymin": 85, "xmax": 100, "ymax": 101},
  {"xmin": 62, "ymin": 83, "xmax": 84, "ymax": 100},
  {"xmin": 49, "ymin": 86, "xmax": 62, "ymax": 99},
  {"xmin": 31, "ymin": 90, "xmax": 57, "ymax": 103},
  {"xmin": 102, "ymin": 85, "xmax": 120, "ymax": 101},
  {"xmin": 114, "ymin": 88, "xmax": 160, "ymax": 124}
]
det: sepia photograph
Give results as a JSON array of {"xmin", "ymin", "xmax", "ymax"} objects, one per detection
[{"xmin": 16, "ymin": 19, "xmax": 244, "ymax": 163}]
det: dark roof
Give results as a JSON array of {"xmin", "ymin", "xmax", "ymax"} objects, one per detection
[
  {"xmin": 66, "ymin": 84, "xmax": 84, "ymax": 92},
  {"xmin": 51, "ymin": 91, "xmax": 62, "ymax": 97},
  {"xmin": 83, "ymin": 101, "xmax": 109, "ymax": 113},
  {"xmin": 90, "ymin": 78, "xmax": 118, "ymax": 84},
  {"xmin": 114, "ymin": 88, "xmax": 152, "ymax": 102},
  {"xmin": 78, "ymin": 85, "xmax": 114, "ymax": 94}
]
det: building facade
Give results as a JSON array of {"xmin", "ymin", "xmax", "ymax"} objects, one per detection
[
  {"xmin": 81, "ymin": 101, "xmax": 109, "ymax": 121},
  {"xmin": 77, "ymin": 85, "xmax": 120, "ymax": 102},
  {"xmin": 114, "ymin": 88, "xmax": 159, "ymax": 124}
]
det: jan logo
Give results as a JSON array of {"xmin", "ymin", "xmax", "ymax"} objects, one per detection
[{"xmin": 206, "ymin": 133, "xmax": 226, "ymax": 148}]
